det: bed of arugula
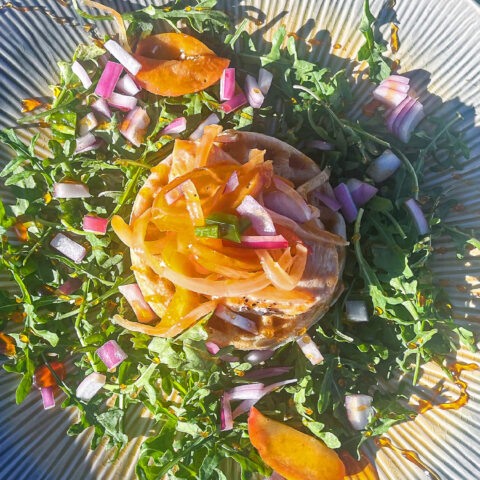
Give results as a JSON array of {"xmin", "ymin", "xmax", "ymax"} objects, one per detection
[{"xmin": 0, "ymin": 1, "xmax": 478, "ymax": 479}]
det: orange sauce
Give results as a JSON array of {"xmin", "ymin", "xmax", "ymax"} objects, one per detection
[
  {"xmin": 374, "ymin": 437, "xmax": 440, "ymax": 480},
  {"xmin": 0, "ymin": 2, "xmax": 71, "ymax": 24},
  {"xmin": 340, "ymin": 450, "xmax": 379, "ymax": 480},
  {"xmin": 333, "ymin": 43, "xmax": 342, "ymax": 50},
  {"xmin": 390, "ymin": 24, "xmax": 399, "ymax": 53}
]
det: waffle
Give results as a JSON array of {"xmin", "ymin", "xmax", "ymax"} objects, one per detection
[{"xmin": 130, "ymin": 131, "xmax": 346, "ymax": 350}]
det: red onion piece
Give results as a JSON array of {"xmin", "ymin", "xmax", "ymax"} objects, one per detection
[
  {"xmin": 220, "ymin": 67, "xmax": 235, "ymax": 101},
  {"xmin": 297, "ymin": 335, "xmax": 324, "ymax": 365},
  {"xmin": 346, "ymin": 179, "xmax": 378, "ymax": 207},
  {"xmin": 245, "ymin": 74, "xmax": 265, "ymax": 108},
  {"xmin": 334, "ymin": 183, "xmax": 358, "ymax": 223},
  {"xmin": 104, "ymin": 39, "xmax": 141, "ymax": 75},
  {"xmin": 386, "ymin": 96, "xmax": 414, "ymax": 133},
  {"xmin": 116, "ymin": 74, "xmax": 141, "ymax": 96},
  {"xmin": 244, "ymin": 349, "xmax": 274, "ymax": 365},
  {"xmin": 379, "ymin": 79, "xmax": 410, "ymax": 93},
  {"xmin": 224, "ymin": 171, "xmax": 239, "ymax": 193},
  {"xmin": 243, "ymin": 367, "xmax": 292, "ymax": 380},
  {"xmin": 237, "ymin": 195, "xmax": 276, "ymax": 236},
  {"xmin": 240, "ymin": 235, "xmax": 288, "ymax": 249},
  {"xmin": 221, "ymin": 393, "xmax": 233, "ymax": 431},
  {"xmin": 83, "ymin": 215, "xmax": 108, "ymax": 235},
  {"xmin": 118, "ymin": 283, "xmax": 157, "ymax": 323},
  {"xmin": 190, "ymin": 113, "xmax": 220, "ymax": 140},
  {"xmin": 404, "ymin": 198, "xmax": 429, "ymax": 235},
  {"xmin": 258, "ymin": 68, "xmax": 273, "ymax": 95},
  {"xmin": 373, "ymin": 85, "xmax": 408, "ymax": 108},
  {"xmin": 72, "ymin": 61, "xmax": 92, "ymax": 89},
  {"xmin": 227, "ymin": 383, "xmax": 265, "ymax": 401},
  {"xmin": 40, "ymin": 386, "xmax": 55, "ymax": 410},
  {"xmin": 206, "ymin": 341, "xmax": 220, "ymax": 355},
  {"xmin": 107, "ymin": 92, "xmax": 137, "ymax": 111},
  {"xmin": 96, "ymin": 340, "xmax": 128, "ymax": 369},
  {"xmin": 91, "ymin": 98, "xmax": 112, "ymax": 119},
  {"xmin": 76, "ymin": 372, "xmax": 106, "ymax": 401},
  {"xmin": 53, "ymin": 182, "xmax": 90, "ymax": 198},
  {"xmin": 232, "ymin": 379, "xmax": 297, "ymax": 419},
  {"xmin": 50, "ymin": 233, "xmax": 87, "ymax": 264},
  {"xmin": 345, "ymin": 300, "xmax": 369, "ymax": 323},
  {"xmin": 345, "ymin": 394, "xmax": 374, "ymax": 430},
  {"xmin": 75, "ymin": 133, "xmax": 99, "ymax": 153},
  {"xmin": 165, "ymin": 184, "xmax": 184, "ymax": 205},
  {"xmin": 306, "ymin": 140, "xmax": 334, "ymax": 151},
  {"xmin": 215, "ymin": 304, "xmax": 258, "ymax": 334},
  {"xmin": 94, "ymin": 61, "xmax": 123, "ymax": 98},
  {"xmin": 366, "ymin": 149, "xmax": 401, "ymax": 183},
  {"xmin": 119, "ymin": 107, "xmax": 150, "ymax": 147},
  {"xmin": 396, "ymin": 100, "xmax": 425, "ymax": 143},
  {"xmin": 220, "ymin": 92, "xmax": 248, "ymax": 113},
  {"xmin": 79, "ymin": 112, "xmax": 98, "ymax": 136},
  {"xmin": 57, "ymin": 277, "xmax": 82, "ymax": 295},
  {"xmin": 161, "ymin": 117, "xmax": 187, "ymax": 135},
  {"xmin": 313, "ymin": 182, "xmax": 341, "ymax": 211},
  {"xmin": 381, "ymin": 74, "xmax": 409, "ymax": 85}
]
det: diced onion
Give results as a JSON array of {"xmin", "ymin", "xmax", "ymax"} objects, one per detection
[
  {"xmin": 76, "ymin": 372, "xmax": 106, "ymax": 401},
  {"xmin": 221, "ymin": 393, "xmax": 233, "ymax": 431},
  {"xmin": 220, "ymin": 67, "xmax": 235, "ymax": 101},
  {"xmin": 237, "ymin": 195, "xmax": 276, "ymax": 236},
  {"xmin": 227, "ymin": 383, "xmax": 265, "ymax": 401},
  {"xmin": 94, "ymin": 61, "xmax": 123, "ymax": 98},
  {"xmin": 57, "ymin": 277, "xmax": 82, "ymax": 295},
  {"xmin": 244, "ymin": 349, "xmax": 274, "ymax": 365},
  {"xmin": 385, "ymin": 96, "xmax": 413, "ymax": 133},
  {"xmin": 206, "ymin": 341, "xmax": 220, "ymax": 355},
  {"xmin": 245, "ymin": 74, "xmax": 264, "ymax": 108},
  {"xmin": 334, "ymin": 183, "xmax": 358, "ymax": 223},
  {"xmin": 243, "ymin": 366, "xmax": 292, "ymax": 380},
  {"xmin": 258, "ymin": 68, "xmax": 273, "ymax": 95},
  {"xmin": 104, "ymin": 39, "xmax": 141, "ymax": 75},
  {"xmin": 379, "ymin": 79, "xmax": 410, "ymax": 93},
  {"xmin": 215, "ymin": 304, "xmax": 258, "ymax": 334},
  {"xmin": 118, "ymin": 283, "xmax": 157, "ymax": 323},
  {"xmin": 190, "ymin": 113, "xmax": 220, "ymax": 140},
  {"xmin": 366, "ymin": 149, "xmax": 401, "ymax": 183},
  {"xmin": 373, "ymin": 84, "xmax": 408, "ymax": 108},
  {"xmin": 40, "ymin": 387, "xmax": 55, "ymax": 410},
  {"xmin": 220, "ymin": 92, "xmax": 248, "ymax": 113},
  {"xmin": 396, "ymin": 100, "xmax": 425, "ymax": 143},
  {"xmin": 79, "ymin": 112, "xmax": 98, "ymax": 136},
  {"xmin": 345, "ymin": 394, "xmax": 374, "ymax": 430},
  {"xmin": 72, "ymin": 61, "xmax": 92, "ymax": 89},
  {"xmin": 91, "ymin": 98, "xmax": 112, "ymax": 119},
  {"xmin": 297, "ymin": 335, "xmax": 324, "ymax": 365},
  {"xmin": 405, "ymin": 198, "xmax": 429, "ymax": 235},
  {"xmin": 107, "ymin": 92, "xmax": 137, "ymax": 111},
  {"xmin": 240, "ymin": 235, "xmax": 288, "ymax": 249},
  {"xmin": 96, "ymin": 339, "xmax": 128, "ymax": 369},
  {"xmin": 313, "ymin": 182, "xmax": 341, "ymax": 211},
  {"xmin": 75, "ymin": 133, "xmax": 100, "ymax": 153},
  {"xmin": 345, "ymin": 300, "xmax": 369, "ymax": 323},
  {"xmin": 381, "ymin": 74, "xmax": 409, "ymax": 85},
  {"xmin": 116, "ymin": 74, "xmax": 141, "ymax": 96},
  {"xmin": 83, "ymin": 215, "xmax": 108, "ymax": 235},
  {"xmin": 346, "ymin": 179, "xmax": 378, "ymax": 207},
  {"xmin": 50, "ymin": 233, "xmax": 87, "ymax": 263},
  {"xmin": 224, "ymin": 171, "xmax": 239, "ymax": 193},
  {"xmin": 119, "ymin": 106, "xmax": 150, "ymax": 147},
  {"xmin": 161, "ymin": 117, "xmax": 187, "ymax": 135},
  {"xmin": 53, "ymin": 182, "xmax": 90, "ymax": 199}
]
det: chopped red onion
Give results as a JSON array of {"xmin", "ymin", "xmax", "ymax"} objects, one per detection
[
  {"xmin": 244, "ymin": 349, "xmax": 274, "ymax": 365},
  {"xmin": 53, "ymin": 182, "xmax": 90, "ymax": 199},
  {"xmin": 220, "ymin": 92, "xmax": 248, "ymax": 113},
  {"xmin": 79, "ymin": 112, "xmax": 98, "ymax": 136},
  {"xmin": 366, "ymin": 150, "xmax": 401, "ymax": 183},
  {"xmin": 96, "ymin": 339, "xmax": 128, "ymax": 369},
  {"xmin": 258, "ymin": 68, "xmax": 273, "ymax": 95},
  {"xmin": 245, "ymin": 74, "xmax": 265, "ymax": 108},
  {"xmin": 379, "ymin": 79, "xmax": 410, "ymax": 93},
  {"xmin": 306, "ymin": 140, "xmax": 334, "ymax": 151},
  {"xmin": 232, "ymin": 379, "xmax": 297, "ymax": 419},
  {"xmin": 380, "ymin": 74, "xmax": 409, "ymax": 86},
  {"xmin": 75, "ymin": 133, "xmax": 99, "ymax": 153},
  {"xmin": 161, "ymin": 117, "xmax": 187, "ymax": 135},
  {"xmin": 346, "ymin": 179, "xmax": 378, "ymax": 207},
  {"xmin": 227, "ymin": 383, "xmax": 265, "ymax": 401},
  {"xmin": 221, "ymin": 393, "xmax": 233, "ymax": 431},
  {"xmin": 83, "ymin": 215, "xmax": 108, "ymax": 235},
  {"xmin": 118, "ymin": 283, "xmax": 157, "ymax": 323},
  {"xmin": 76, "ymin": 372, "xmax": 106, "ymax": 401},
  {"xmin": 220, "ymin": 67, "xmax": 235, "ymax": 101},
  {"xmin": 165, "ymin": 184, "xmax": 184, "ymax": 205},
  {"xmin": 94, "ymin": 61, "xmax": 123, "ymax": 98},
  {"xmin": 237, "ymin": 195, "xmax": 276, "ymax": 236},
  {"xmin": 240, "ymin": 235, "xmax": 288, "ymax": 249},
  {"xmin": 224, "ymin": 171, "xmax": 239, "ymax": 193},
  {"xmin": 104, "ymin": 39, "xmax": 141, "ymax": 75},
  {"xmin": 345, "ymin": 300, "xmax": 369, "ymax": 323},
  {"xmin": 313, "ymin": 182, "xmax": 341, "ymax": 211},
  {"xmin": 333, "ymin": 212, "xmax": 347, "ymax": 240},
  {"xmin": 334, "ymin": 183, "xmax": 358, "ymax": 223},
  {"xmin": 385, "ymin": 96, "xmax": 414, "ymax": 133},
  {"xmin": 215, "ymin": 304, "xmax": 258, "ymax": 334},
  {"xmin": 206, "ymin": 341, "xmax": 220, "ymax": 355},
  {"xmin": 40, "ymin": 387, "xmax": 55, "ymax": 410},
  {"xmin": 116, "ymin": 74, "xmax": 141, "ymax": 96},
  {"xmin": 119, "ymin": 107, "xmax": 150, "ymax": 147},
  {"xmin": 405, "ymin": 198, "xmax": 429, "ymax": 235},
  {"xmin": 190, "ymin": 113, "xmax": 220, "ymax": 140},
  {"xmin": 345, "ymin": 394, "xmax": 374, "ymax": 430},
  {"xmin": 72, "ymin": 61, "xmax": 92, "ymax": 89},
  {"xmin": 396, "ymin": 100, "xmax": 425, "ymax": 143},
  {"xmin": 243, "ymin": 367, "xmax": 292, "ymax": 380},
  {"xmin": 50, "ymin": 233, "xmax": 87, "ymax": 264},
  {"xmin": 91, "ymin": 97, "xmax": 112, "ymax": 119},
  {"xmin": 57, "ymin": 277, "xmax": 82, "ymax": 295},
  {"xmin": 107, "ymin": 92, "xmax": 137, "ymax": 111},
  {"xmin": 373, "ymin": 84, "xmax": 408, "ymax": 108},
  {"xmin": 297, "ymin": 335, "xmax": 324, "ymax": 365}
]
